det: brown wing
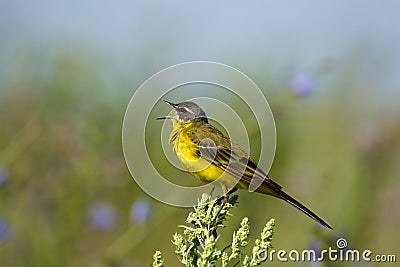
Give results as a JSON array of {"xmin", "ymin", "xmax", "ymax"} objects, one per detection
[{"xmin": 185, "ymin": 124, "xmax": 282, "ymax": 195}]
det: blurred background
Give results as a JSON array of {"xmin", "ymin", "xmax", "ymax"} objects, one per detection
[{"xmin": 1, "ymin": 1, "xmax": 399, "ymax": 266}]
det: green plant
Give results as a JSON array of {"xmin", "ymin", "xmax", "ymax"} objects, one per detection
[{"xmin": 152, "ymin": 194, "xmax": 275, "ymax": 267}]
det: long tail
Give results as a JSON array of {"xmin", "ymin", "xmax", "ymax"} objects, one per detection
[
  {"xmin": 279, "ymin": 191, "xmax": 332, "ymax": 230},
  {"xmin": 237, "ymin": 165, "xmax": 332, "ymax": 229}
]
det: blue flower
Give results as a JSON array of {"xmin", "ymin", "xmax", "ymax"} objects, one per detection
[
  {"xmin": 0, "ymin": 219, "xmax": 10, "ymax": 241},
  {"xmin": 130, "ymin": 198, "xmax": 151, "ymax": 224},
  {"xmin": 0, "ymin": 167, "xmax": 8, "ymax": 186},
  {"xmin": 307, "ymin": 240, "xmax": 320, "ymax": 263},
  {"xmin": 290, "ymin": 72, "xmax": 315, "ymax": 97},
  {"xmin": 88, "ymin": 202, "xmax": 116, "ymax": 230}
]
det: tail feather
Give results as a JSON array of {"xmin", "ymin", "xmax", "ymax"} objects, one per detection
[
  {"xmin": 280, "ymin": 191, "xmax": 333, "ymax": 230},
  {"xmin": 245, "ymin": 175, "xmax": 332, "ymax": 229}
]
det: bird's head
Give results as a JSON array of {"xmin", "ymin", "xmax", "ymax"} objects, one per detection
[{"xmin": 157, "ymin": 100, "xmax": 208, "ymax": 124}]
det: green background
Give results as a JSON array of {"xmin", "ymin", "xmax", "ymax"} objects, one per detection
[{"xmin": 0, "ymin": 1, "xmax": 399, "ymax": 266}]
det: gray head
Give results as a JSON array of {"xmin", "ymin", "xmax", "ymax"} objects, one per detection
[{"xmin": 158, "ymin": 100, "xmax": 208, "ymax": 123}]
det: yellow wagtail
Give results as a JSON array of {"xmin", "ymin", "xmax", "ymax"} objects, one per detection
[{"xmin": 158, "ymin": 100, "xmax": 332, "ymax": 229}]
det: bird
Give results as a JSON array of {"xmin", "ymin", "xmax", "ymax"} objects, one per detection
[{"xmin": 158, "ymin": 100, "xmax": 332, "ymax": 229}]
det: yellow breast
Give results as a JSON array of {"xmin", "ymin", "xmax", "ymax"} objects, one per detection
[{"xmin": 170, "ymin": 122, "xmax": 224, "ymax": 184}]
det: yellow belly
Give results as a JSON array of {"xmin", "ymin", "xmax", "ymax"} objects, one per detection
[
  {"xmin": 175, "ymin": 134, "xmax": 223, "ymax": 183},
  {"xmin": 176, "ymin": 140, "xmax": 244, "ymax": 190},
  {"xmin": 170, "ymin": 121, "xmax": 246, "ymax": 190}
]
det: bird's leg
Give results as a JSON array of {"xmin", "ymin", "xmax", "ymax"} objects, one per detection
[
  {"xmin": 209, "ymin": 186, "xmax": 216, "ymax": 197},
  {"xmin": 209, "ymin": 187, "xmax": 237, "ymax": 229},
  {"xmin": 215, "ymin": 186, "xmax": 237, "ymax": 204}
]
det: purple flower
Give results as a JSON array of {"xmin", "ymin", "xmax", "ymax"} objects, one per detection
[
  {"xmin": 88, "ymin": 202, "xmax": 116, "ymax": 230},
  {"xmin": 306, "ymin": 240, "xmax": 320, "ymax": 264},
  {"xmin": 130, "ymin": 198, "xmax": 151, "ymax": 224},
  {"xmin": 308, "ymin": 240, "xmax": 319, "ymax": 254},
  {"xmin": 290, "ymin": 72, "xmax": 315, "ymax": 97},
  {"xmin": 0, "ymin": 167, "xmax": 8, "ymax": 186},
  {"xmin": 0, "ymin": 219, "xmax": 10, "ymax": 241}
]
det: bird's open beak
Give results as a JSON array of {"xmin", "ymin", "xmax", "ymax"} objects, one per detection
[
  {"xmin": 162, "ymin": 100, "xmax": 178, "ymax": 108},
  {"xmin": 156, "ymin": 100, "xmax": 178, "ymax": 120}
]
